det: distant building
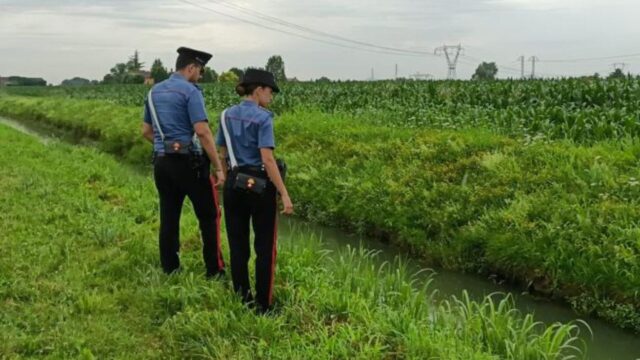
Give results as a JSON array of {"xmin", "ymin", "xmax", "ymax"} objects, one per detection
[
  {"xmin": 0, "ymin": 76, "xmax": 11, "ymax": 87},
  {"xmin": 138, "ymin": 71, "xmax": 154, "ymax": 85},
  {"xmin": 409, "ymin": 73, "xmax": 434, "ymax": 80}
]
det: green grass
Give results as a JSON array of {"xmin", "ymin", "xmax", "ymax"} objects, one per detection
[
  {"xmin": 1, "ymin": 95, "xmax": 638, "ymax": 331},
  {"xmin": 4, "ymin": 78, "xmax": 640, "ymax": 142},
  {"xmin": 0, "ymin": 124, "xmax": 587, "ymax": 358}
]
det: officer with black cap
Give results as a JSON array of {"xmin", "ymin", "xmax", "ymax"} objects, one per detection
[
  {"xmin": 216, "ymin": 68, "xmax": 293, "ymax": 313},
  {"xmin": 142, "ymin": 47, "xmax": 226, "ymax": 278}
]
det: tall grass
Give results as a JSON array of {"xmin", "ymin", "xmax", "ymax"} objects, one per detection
[
  {"xmin": 1, "ymin": 95, "xmax": 639, "ymax": 332},
  {"xmin": 0, "ymin": 124, "xmax": 587, "ymax": 358}
]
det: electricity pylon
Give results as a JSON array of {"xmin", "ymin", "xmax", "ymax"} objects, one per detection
[{"xmin": 434, "ymin": 44, "xmax": 464, "ymax": 79}]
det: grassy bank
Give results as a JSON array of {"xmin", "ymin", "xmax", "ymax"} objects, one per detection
[
  {"xmin": 1, "ymin": 95, "xmax": 639, "ymax": 332},
  {"xmin": 0, "ymin": 124, "xmax": 587, "ymax": 358},
  {"xmin": 4, "ymin": 79, "xmax": 640, "ymax": 143}
]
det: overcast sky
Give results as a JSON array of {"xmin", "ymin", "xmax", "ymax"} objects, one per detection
[{"xmin": 1, "ymin": 0, "xmax": 639, "ymax": 84}]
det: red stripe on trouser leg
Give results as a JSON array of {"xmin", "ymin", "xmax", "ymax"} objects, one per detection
[
  {"xmin": 268, "ymin": 203, "xmax": 278, "ymax": 306},
  {"xmin": 209, "ymin": 175, "xmax": 225, "ymax": 271}
]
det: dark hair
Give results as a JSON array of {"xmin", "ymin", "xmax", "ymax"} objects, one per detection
[
  {"xmin": 175, "ymin": 55, "xmax": 200, "ymax": 71},
  {"xmin": 235, "ymin": 83, "xmax": 262, "ymax": 96}
]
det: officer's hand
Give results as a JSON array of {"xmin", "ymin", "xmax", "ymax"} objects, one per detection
[
  {"xmin": 280, "ymin": 194, "xmax": 294, "ymax": 215},
  {"xmin": 214, "ymin": 170, "xmax": 225, "ymax": 188}
]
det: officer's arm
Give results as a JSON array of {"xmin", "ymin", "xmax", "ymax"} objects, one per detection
[
  {"xmin": 261, "ymin": 148, "xmax": 293, "ymax": 214},
  {"xmin": 218, "ymin": 146, "xmax": 228, "ymax": 178},
  {"xmin": 141, "ymin": 123, "xmax": 154, "ymax": 143},
  {"xmin": 194, "ymin": 121, "xmax": 224, "ymax": 173}
]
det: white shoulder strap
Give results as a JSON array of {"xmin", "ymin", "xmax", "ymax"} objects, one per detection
[
  {"xmin": 219, "ymin": 109, "xmax": 238, "ymax": 169},
  {"xmin": 147, "ymin": 88, "xmax": 165, "ymax": 141}
]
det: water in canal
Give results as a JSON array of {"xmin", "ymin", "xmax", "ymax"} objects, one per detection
[{"xmin": 278, "ymin": 217, "xmax": 640, "ymax": 360}]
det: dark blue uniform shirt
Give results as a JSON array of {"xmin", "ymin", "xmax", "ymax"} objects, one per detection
[
  {"xmin": 215, "ymin": 100, "xmax": 275, "ymax": 167},
  {"xmin": 143, "ymin": 73, "xmax": 208, "ymax": 154}
]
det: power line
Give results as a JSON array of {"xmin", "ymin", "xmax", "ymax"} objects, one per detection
[
  {"xmin": 539, "ymin": 52, "xmax": 640, "ymax": 63},
  {"xmin": 460, "ymin": 54, "xmax": 524, "ymax": 75},
  {"xmin": 459, "ymin": 55, "xmax": 560, "ymax": 78},
  {"xmin": 457, "ymin": 57, "xmax": 522, "ymax": 75},
  {"xmin": 180, "ymin": 0, "xmax": 437, "ymax": 58},
  {"xmin": 179, "ymin": 0, "xmax": 420, "ymax": 57},
  {"xmin": 612, "ymin": 62, "xmax": 628, "ymax": 71},
  {"xmin": 183, "ymin": 0, "xmax": 628, "ymax": 79},
  {"xmin": 201, "ymin": 0, "xmax": 438, "ymax": 57}
]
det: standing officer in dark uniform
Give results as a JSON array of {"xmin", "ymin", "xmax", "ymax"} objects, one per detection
[
  {"xmin": 216, "ymin": 69, "xmax": 293, "ymax": 313},
  {"xmin": 142, "ymin": 47, "xmax": 226, "ymax": 278}
]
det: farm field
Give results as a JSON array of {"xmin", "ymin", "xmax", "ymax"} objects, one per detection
[{"xmin": 1, "ymin": 78, "xmax": 640, "ymax": 358}]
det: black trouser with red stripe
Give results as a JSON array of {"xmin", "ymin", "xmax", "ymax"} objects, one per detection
[
  {"xmin": 153, "ymin": 154, "xmax": 225, "ymax": 276},
  {"xmin": 223, "ymin": 173, "xmax": 278, "ymax": 311}
]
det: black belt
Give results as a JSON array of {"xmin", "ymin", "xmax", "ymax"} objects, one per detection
[
  {"xmin": 233, "ymin": 162, "xmax": 286, "ymax": 181},
  {"xmin": 155, "ymin": 152, "xmax": 189, "ymax": 158},
  {"xmin": 233, "ymin": 166, "xmax": 267, "ymax": 178},
  {"xmin": 238, "ymin": 165, "xmax": 264, "ymax": 172}
]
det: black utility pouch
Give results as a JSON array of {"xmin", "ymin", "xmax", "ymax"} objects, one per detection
[
  {"xmin": 163, "ymin": 140, "xmax": 192, "ymax": 155},
  {"xmin": 233, "ymin": 172, "xmax": 268, "ymax": 194}
]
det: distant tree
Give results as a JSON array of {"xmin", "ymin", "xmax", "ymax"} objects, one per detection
[
  {"xmin": 315, "ymin": 76, "xmax": 331, "ymax": 83},
  {"xmin": 229, "ymin": 67, "xmax": 244, "ymax": 79},
  {"xmin": 102, "ymin": 74, "xmax": 114, "ymax": 84},
  {"xmin": 61, "ymin": 77, "xmax": 91, "ymax": 86},
  {"xmin": 201, "ymin": 67, "xmax": 218, "ymax": 83},
  {"xmin": 124, "ymin": 74, "xmax": 145, "ymax": 84},
  {"xmin": 127, "ymin": 50, "xmax": 144, "ymax": 72},
  {"xmin": 102, "ymin": 50, "xmax": 149, "ymax": 84},
  {"xmin": 472, "ymin": 62, "xmax": 498, "ymax": 80},
  {"xmin": 265, "ymin": 55, "xmax": 286, "ymax": 82},
  {"xmin": 103, "ymin": 63, "xmax": 128, "ymax": 84},
  {"xmin": 6, "ymin": 76, "xmax": 47, "ymax": 86},
  {"xmin": 219, "ymin": 71, "xmax": 239, "ymax": 84},
  {"xmin": 608, "ymin": 68, "xmax": 626, "ymax": 80},
  {"xmin": 103, "ymin": 63, "xmax": 145, "ymax": 84},
  {"xmin": 150, "ymin": 59, "xmax": 169, "ymax": 83}
]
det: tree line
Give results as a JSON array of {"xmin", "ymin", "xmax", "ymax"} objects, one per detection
[
  {"xmin": 69, "ymin": 50, "xmax": 289, "ymax": 86},
  {"xmin": 471, "ymin": 61, "xmax": 635, "ymax": 81}
]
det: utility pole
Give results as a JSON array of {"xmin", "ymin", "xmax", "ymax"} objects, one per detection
[
  {"xmin": 395, "ymin": 64, "xmax": 398, "ymax": 79},
  {"xmin": 370, "ymin": 68, "xmax": 374, "ymax": 81},
  {"xmin": 434, "ymin": 44, "xmax": 463, "ymax": 80},
  {"xmin": 528, "ymin": 56, "xmax": 539, "ymax": 79},
  {"xmin": 517, "ymin": 56, "xmax": 525, "ymax": 79}
]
